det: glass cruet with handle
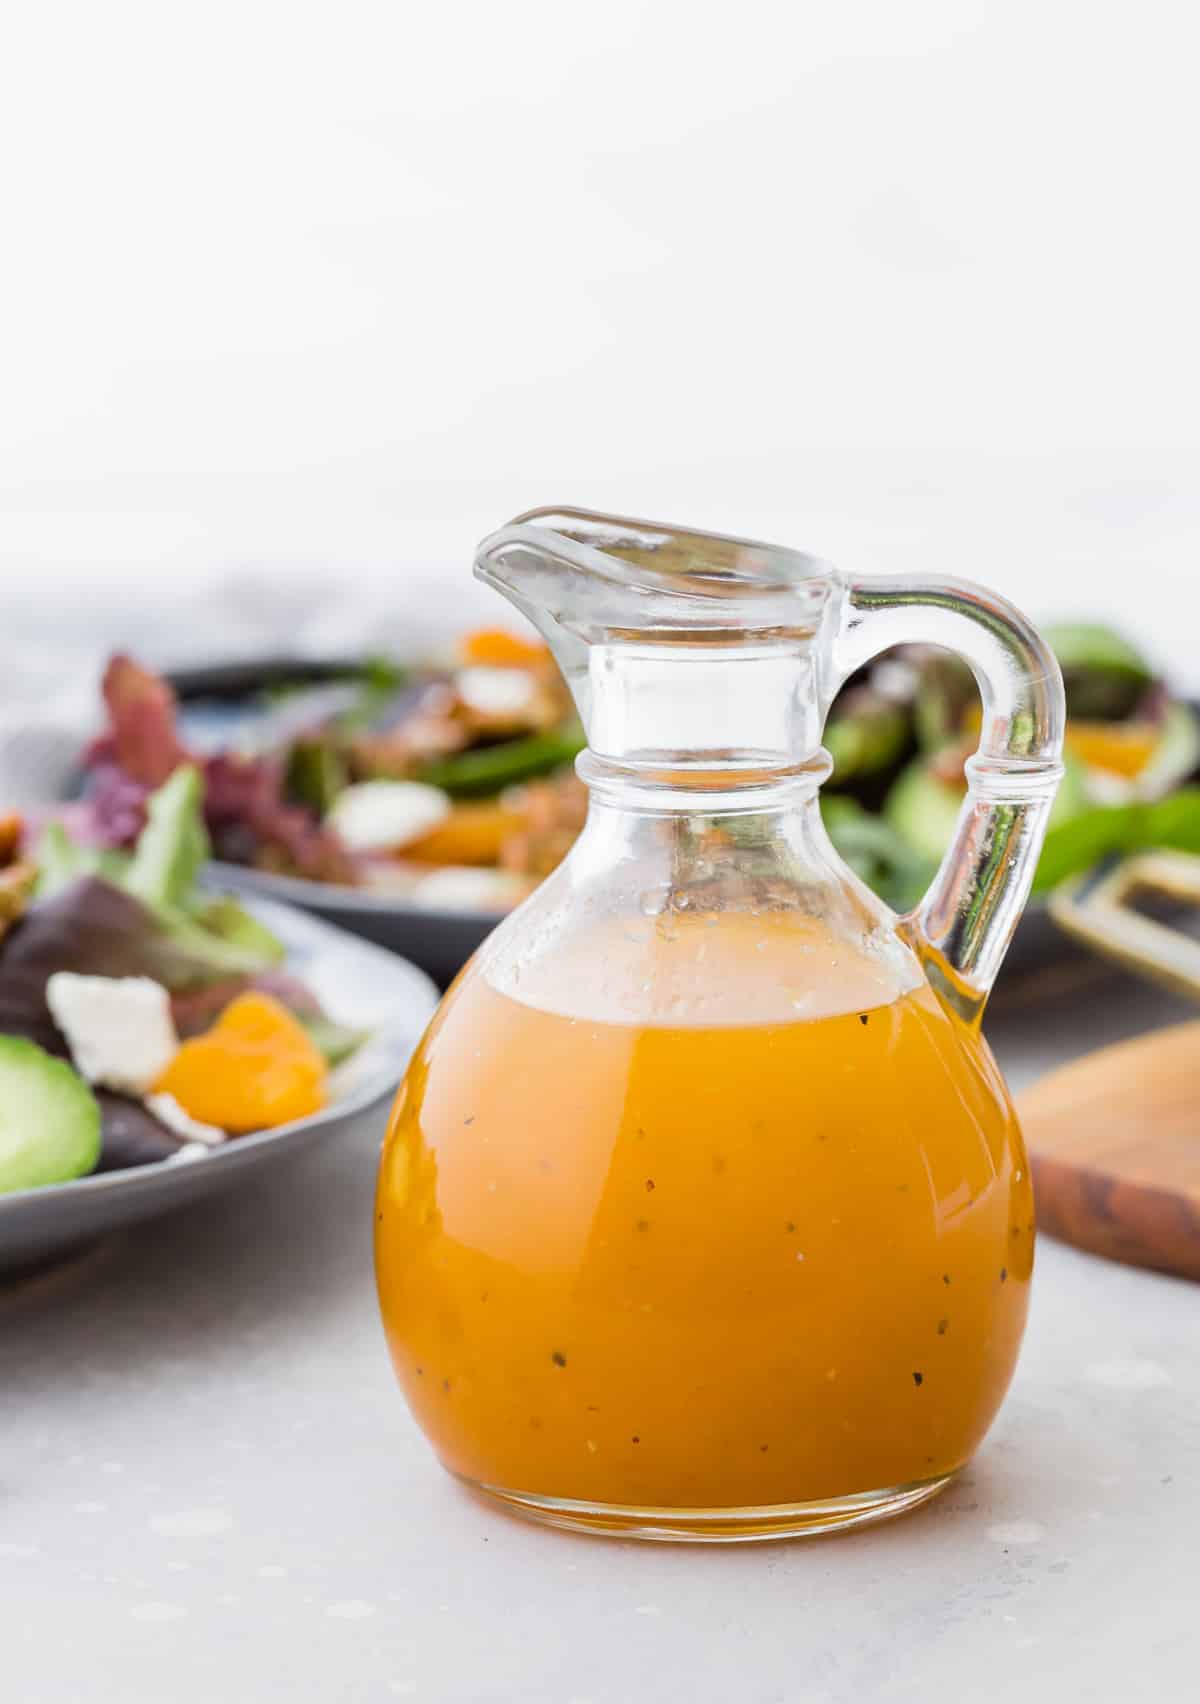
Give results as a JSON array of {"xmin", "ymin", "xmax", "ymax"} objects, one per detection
[{"xmin": 375, "ymin": 507, "xmax": 1064, "ymax": 1543}]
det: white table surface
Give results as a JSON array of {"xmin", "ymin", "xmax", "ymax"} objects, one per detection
[{"xmin": 6, "ymin": 962, "xmax": 1198, "ymax": 1704}]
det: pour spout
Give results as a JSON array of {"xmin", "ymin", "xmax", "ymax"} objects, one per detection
[
  {"xmin": 474, "ymin": 507, "xmax": 837, "ymax": 761},
  {"xmin": 473, "ymin": 511, "xmax": 596, "ymax": 716}
]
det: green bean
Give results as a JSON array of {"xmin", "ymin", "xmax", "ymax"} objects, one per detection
[{"xmin": 417, "ymin": 725, "xmax": 586, "ymax": 798}]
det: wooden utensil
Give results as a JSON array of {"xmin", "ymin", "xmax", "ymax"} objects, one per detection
[{"xmin": 1019, "ymin": 1018, "xmax": 1200, "ymax": 1282}]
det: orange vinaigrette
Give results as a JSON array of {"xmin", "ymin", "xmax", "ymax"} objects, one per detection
[
  {"xmin": 375, "ymin": 504, "xmax": 1063, "ymax": 1539},
  {"xmin": 375, "ymin": 915, "xmax": 1033, "ymax": 1519}
]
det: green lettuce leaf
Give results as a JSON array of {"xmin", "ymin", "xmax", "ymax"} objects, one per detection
[
  {"xmin": 37, "ymin": 767, "xmax": 285, "ymax": 973},
  {"xmin": 1033, "ymin": 786, "xmax": 1200, "ymax": 893},
  {"xmin": 35, "ymin": 823, "xmax": 131, "ymax": 900},
  {"xmin": 124, "ymin": 764, "xmax": 209, "ymax": 912}
]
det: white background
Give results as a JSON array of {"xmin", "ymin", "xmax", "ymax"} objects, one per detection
[{"xmin": 2, "ymin": 1, "xmax": 1198, "ymax": 686}]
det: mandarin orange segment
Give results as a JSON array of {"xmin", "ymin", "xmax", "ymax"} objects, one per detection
[
  {"xmin": 155, "ymin": 991, "xmax": 327, "ymax": 1133},
  {"xmin": 402, "ymin": 801, "xmax": 525, "ymax": 867},
  {"xmin": 1063, "ymin": 719, "xmax": 1159, "ymax": 778},
  {"xmin": 458, "ymin": 627, "xmax": 550, "ymax": 668}
]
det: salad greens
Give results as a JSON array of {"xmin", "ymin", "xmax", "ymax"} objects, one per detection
[
  {"xmin": 819, "ymin": 797, "xmax": 937, "ymax": 914},
  {"xmin": 820, "ymin": 622, "xmax": 1200, "ymax": 913},
  {"xmin": 79, "ymin": 648, "xmax": 584, "ymax": 904},
  {"xmin": 37, "ymin": 767, "xmax": 285, "ymax": 979},
  {"xmin": 1, "ymin": 767, "xmax": 362, "ymax": 1193},
  {"xmin": 35, "ymin": 825, "xmax": 130, "ymax": 897},
  {"xmin": 124, "ymin": 764, "xmax": 209, "ymax": 911},
  {"xmin": 1031, "ymin": 787, "xmax": 1200, "ymax": 895}
]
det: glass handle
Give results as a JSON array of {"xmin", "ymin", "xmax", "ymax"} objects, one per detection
[{"xmin": 829, "ymin": 574, "xmax": 1066, "ymax": 1014}]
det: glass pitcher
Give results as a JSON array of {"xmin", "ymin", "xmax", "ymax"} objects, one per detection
[{"xmin": 375, "ymin": 508, "xmax": 1064, "ymax": 1542}]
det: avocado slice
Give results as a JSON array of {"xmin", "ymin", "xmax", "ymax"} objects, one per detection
[
  {"xmin": 0, "ymin": 1036, "xmax": 102, "ymax": 1194},
  {"xmin": 1137, "ymin": 702, "xmax": 1200, "ymax": 801},
  {"xmin": 1043, "ymin": 622, "xmax": 1154, "ymax": 722},
  {"xmin": 1044, "ymin": 622, "xmax": 1152, "ymax": 679},
  {"xmin": 824, "ymin": 689, "xmax": 910, "ymax": 787},
  {"xmin": 884, "ymin": 752, "xmax": 1091, "ymax": 866},
  {"xmin": 883, "ymin": 761, "xmax": 964, "ymax": 866}
]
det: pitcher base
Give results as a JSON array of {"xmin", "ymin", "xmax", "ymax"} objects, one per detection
[{"xmin": 456, "ymin": 1470, "xmax": 954, "ymax": 1544}]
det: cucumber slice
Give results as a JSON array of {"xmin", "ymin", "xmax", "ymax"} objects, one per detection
[
  {"xmin": 1043, "ymin": 623, "xmax": 1154, "ymax": 721},
  {"xmin": 0, "ymin": 1037, "xmax": 102, "ymax": 1194}
]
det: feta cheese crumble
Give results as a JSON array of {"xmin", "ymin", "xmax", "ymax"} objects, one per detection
[
  {"xmin": 327, "ymin": 781, "xmax": 451, "ymax": 853},
  {"xmin": 455, "ymin": 667, "xmax": 538, "ymax": 717},
  {"xmin": 46, "ymin": 973, "xmax": 178, "ymax": 1095},
  {"xmin": 165, "ymin": 1143, "xmax": 211, "ymax": 1165},
  {"xmin": 145, "ymin": 1092, "xmax": 226, "ymax": 1146}
]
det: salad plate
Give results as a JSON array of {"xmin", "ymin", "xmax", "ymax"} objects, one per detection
[
  {"xmin": 0, "ymin": 888, "xmax": 437, "ymax": 1279},
  {"xmin": 197, "ymin": 856, "xmax": 491, "ymax": 987}
]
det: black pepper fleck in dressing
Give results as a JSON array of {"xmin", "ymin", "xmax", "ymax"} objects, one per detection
[
  {"xmin": 937, "ymin": 1319, "xmax": 949, "ymax": 1335},
  {"xmin": 551, "ymin": 1351, "xmax": 567, "ymax": 1368},
  {"xmin": 912, "ymin": 1372, "xmax": 924, "ymax": 1388},
  {"xmin": 1000, "ymin": 1267, "xmax": 1008, "ymax": 1283},
  {"xmin": 858, "ymin": 1013, "xmax": 869, "ymax": 1026}
]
